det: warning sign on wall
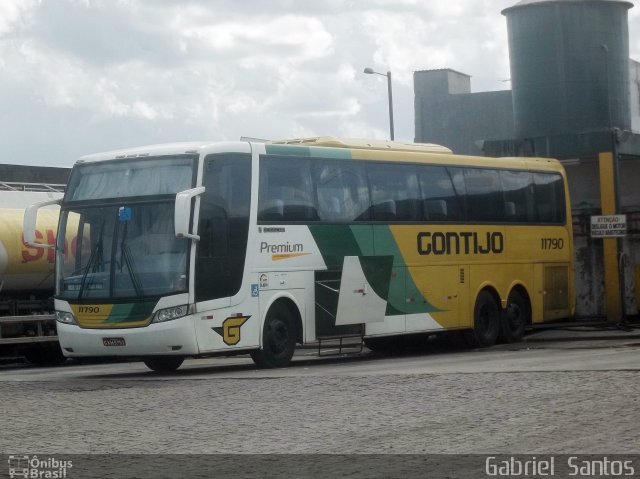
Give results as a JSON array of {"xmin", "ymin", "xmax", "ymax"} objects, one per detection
[{"xmin": 590, "ymin": 215, "xmax": 627, "ymax": 238}]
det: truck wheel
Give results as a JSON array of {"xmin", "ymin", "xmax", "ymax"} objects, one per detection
[
  {"xmin": 143, "ymin": 356, "xmax": 184, "ymax": 372},
  {"xmin": 464, "ymin": 290, "xmax": 501, "ymax": 348},
  {"xmin": 24, "ymin": 344, "xmax": 66, "ymax": 366},
  {"xmin": 250, "ymin": 304, "xmax": 296, "ymax": 368}
]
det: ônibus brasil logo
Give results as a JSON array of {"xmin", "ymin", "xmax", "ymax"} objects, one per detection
[{"xmin": 8, "ymin": 455, "xmax": 72, "ymax": 478}]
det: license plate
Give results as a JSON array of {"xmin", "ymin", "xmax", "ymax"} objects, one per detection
[{"xmin": 103, "ymin": 337, "xmax": 126, "ymax": 347}]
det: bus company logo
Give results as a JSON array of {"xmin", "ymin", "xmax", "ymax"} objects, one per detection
[
  {"xmin": 260, "ymin": 241, "xmax": 310, "ymax": 261},
  {"xmin": 213, "ymin": 315, "xmax": 250, "ymax": 346},
  {"xmin": 417, "ymin": 231, "xmax": 504, "ymax": 256},
  {"xmin": 8, "ymin": 455, "xmax": 73, "ymax": 478}
]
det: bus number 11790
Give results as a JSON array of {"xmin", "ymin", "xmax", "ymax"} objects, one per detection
[{"xmin": 541, "ymin": 238, "xmax": 564, "ymax": 250}]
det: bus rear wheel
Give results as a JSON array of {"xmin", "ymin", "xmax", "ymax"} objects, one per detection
[
  {"xmin": 464, "ymin": 290, "xmax": 501, "ymax": 348},
  {"xmin": 250, "ymin": 304, "xmax": 296, "ymax": 369},
  {"xmin": 500, "ymin": 290, "xmax": 530, "ymax": 343},
  {"xmin": 143, "ymin": 356, "xmax": 184, "ymax": 372}
]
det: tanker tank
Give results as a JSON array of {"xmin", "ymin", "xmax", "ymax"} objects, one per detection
[
  {"xmin": 0, "ymin": 208, "xmax": 60, "ymax": 292},
  {"xmin": 0, "ymin": 188, "xmax": 66, "ymax": 365}
]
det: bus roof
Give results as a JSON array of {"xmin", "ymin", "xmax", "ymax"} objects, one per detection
[
  {"xmin": 77, "ymin": 141, "xmax": 218, "ymax": 163},
  {"xmin": 75, "ymin": 138, "xmax": 564, "ymax": 174},
  {"xmin": 269, "ymin": 136, "xmax": 453, "ymax": 154}
]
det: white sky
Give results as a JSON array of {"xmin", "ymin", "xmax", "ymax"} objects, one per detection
[{"xmin": 0, "ymin": 0, "xmax": 638, "ymax": 167}]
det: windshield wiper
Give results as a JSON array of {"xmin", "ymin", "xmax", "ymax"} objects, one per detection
[
  {"xmin": 120, "ymin": 243, "xmax": 143, "ymax": 296},
  {"xmin": 119, "ymin": 222, "xmax": 143, "ymax": 296},
  {"xmin": 78, "ymin": 225, "xmax": 104, "ymax": 300}
]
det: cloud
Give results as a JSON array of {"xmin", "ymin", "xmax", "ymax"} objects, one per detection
[
  {"xmin": 0, "ymin": 0, "xmax": 637, "ymax": 167},
  {"xmin": 0, "ymin": 0, "xmax": 36, "ymax": 36}
]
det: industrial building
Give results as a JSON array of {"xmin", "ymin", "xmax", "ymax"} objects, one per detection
[{"xmin": 415, "ymin": 0, "xmax": 639, "ymax": 321}]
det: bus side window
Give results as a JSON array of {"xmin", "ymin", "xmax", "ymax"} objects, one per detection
[
  {"xmin": 367, "ymin": 163, "xmax": 420, "ymax": 222},
  {"xmin": 418, "ymin": 165, "xmax": 464, "ymax": 222},
  {"xmin": 258, "ymin": 157, "xmax": 317, "ymax": 222},
  {"xmin": 533, "ymin": 173, "xmax": 566, "ymax": 224},
  {"xmin": 463, "ymin": 168, "xmax": 504, "ymax": 223},
  {"xmin": 500, "ymin": 170, "xmax": 535, "ymax": 223},
  {"xmin": 313, "ymin": 161, "xmax": 370, "ymax": 222},
  {"xmin": 196, "ymin": 154, "xmax": 251, "ymax": 302}
]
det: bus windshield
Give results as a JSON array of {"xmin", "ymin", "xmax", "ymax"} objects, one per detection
[{"xmin": 57, "ymin": 201, "xmax": 189, "ymax": 300}]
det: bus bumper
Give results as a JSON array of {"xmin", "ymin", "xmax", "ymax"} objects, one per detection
[{"xmin": 57, "ymin": 316, "xmax": 199, "ymax": 357}]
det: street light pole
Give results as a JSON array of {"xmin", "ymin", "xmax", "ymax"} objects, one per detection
[{"xmin": 364, "ymin": 67, "xmax": 395, "ymax": 140}]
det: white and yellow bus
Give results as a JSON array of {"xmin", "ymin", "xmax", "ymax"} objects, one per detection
[{"xmin": 24, "ymin": 137, "xmax": 574, "ymax": 371}]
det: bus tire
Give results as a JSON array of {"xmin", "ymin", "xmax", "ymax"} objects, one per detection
[
  {"xmin": 143, "ymin": 356, "xmax": 184, "ymax": 372},
  {"xmin": 500, "ymin": 290, "xmax": 530, "ymax": 343},
  {"xmin": 464, "ymin": 290, "xmax": 501, "ymax": 348},
  {"xmin": 250, "ymin": 304, "xmax": 296, "ymax": 369}
]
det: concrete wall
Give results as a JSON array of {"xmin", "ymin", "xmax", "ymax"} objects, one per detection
[
  {"xmin": 414, "ymin": 69, "xmax": 514, "ymax": 155},
  {"xmin": 563, "ymin": 161, "xmax": 605, "ymax": 317},
  {"xmin": 553, "ymin": 155, "xmax": 640, "ymax": 318}
]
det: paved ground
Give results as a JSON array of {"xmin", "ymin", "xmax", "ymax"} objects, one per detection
[{"xmin": 1, "ymin": 323, "xmax": 640, "ymax": 458}]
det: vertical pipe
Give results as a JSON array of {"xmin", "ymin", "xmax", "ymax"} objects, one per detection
[{"xmin": 386, "ymin": 71, "xmax": 395, "ymax": 141}]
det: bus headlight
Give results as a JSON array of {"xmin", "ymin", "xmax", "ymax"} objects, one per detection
[
  {"xmin": 56, "ymin": 311, "xmax": 77, "ymax": 325},
  {"xmin": 152, "ymin": 305, "xmax": 188, "ymax": 323}
]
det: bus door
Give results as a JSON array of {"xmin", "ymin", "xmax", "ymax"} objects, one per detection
[{"xmin": 194, "ymin": 153, "xmax": 257, "ymax": 352}]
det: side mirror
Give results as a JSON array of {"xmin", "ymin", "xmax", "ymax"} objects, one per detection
[
  {"xmin": 23, "ymin": 199, "xmax": 62, "ymax": 249},
  {"xmin": 175, "ymin": 187, "xmax": 205, "ymax": 241}
]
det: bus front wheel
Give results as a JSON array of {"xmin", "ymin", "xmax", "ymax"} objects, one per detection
[
  {"xmin": 143, "ymin": 356, "xmax": 184, "ymax": 373},
  {"xmin": 465, "ymin": 290, "xmax": 501, "ymax": 348},
  {"xmin": 250, "ymin": 304, "xmax": 296, "ymax": 369}
]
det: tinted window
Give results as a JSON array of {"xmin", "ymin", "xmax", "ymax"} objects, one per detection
[
  {"xmin": 419, "ymin": 165, "xmax": 465, "ymax": 221},
  {"xmin": 500, "ymin": 170, "xmax": 536, "ymax": 223},
  {"xmin": 258, "ymin": 157, "xmax": 317, "ymax": 222},
  {"xmin": 533, "ymin": 173, "xmax": 566, "ymax": 224},
  {"xmin": 66, "ymin": 156, "xmax": 195, "ymax": 201},
  {"xmin": 313, "ymin": 161, "xmax": 370, "ymax": 222},
  {"xmin": 367, "ymin": 163, "xmax": 420, "ymax": 221},
  {"xmin": 464, "ymin": 168, "xmax": 504, "ymax": 222},
  {"xmin": 196, "ymin": 154, "xmax": 251, "ymax": 302}
]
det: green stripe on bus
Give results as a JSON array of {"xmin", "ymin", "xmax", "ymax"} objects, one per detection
[
  {"xmin": 372, "ymin": 226, "xmax": 443, "ymax": 315},
  {"xmin": 308, "ymin": 225, "xmax": 366, "ymax": 268},
  {"xmin": 106, "ymin": 302, "xmax": 155, "ymax": 323},
  {"xmin": 308, "ymin": 225, "xmax": 442, "ymax": 316}
]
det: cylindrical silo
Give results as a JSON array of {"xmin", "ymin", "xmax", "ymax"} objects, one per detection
[{"xmin": 502, "ymin": 0, "xmax": 633, "ymax": 138}]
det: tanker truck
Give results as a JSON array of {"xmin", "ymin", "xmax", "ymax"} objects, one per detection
[{"xmin": 0, "ymin": 187, "xmax": 65, "ymax": 365}]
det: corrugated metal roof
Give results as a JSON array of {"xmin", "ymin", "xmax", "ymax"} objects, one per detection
[{"xmin": 502, "ymin": 0, "xmax": 633, "ymax": 15}]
